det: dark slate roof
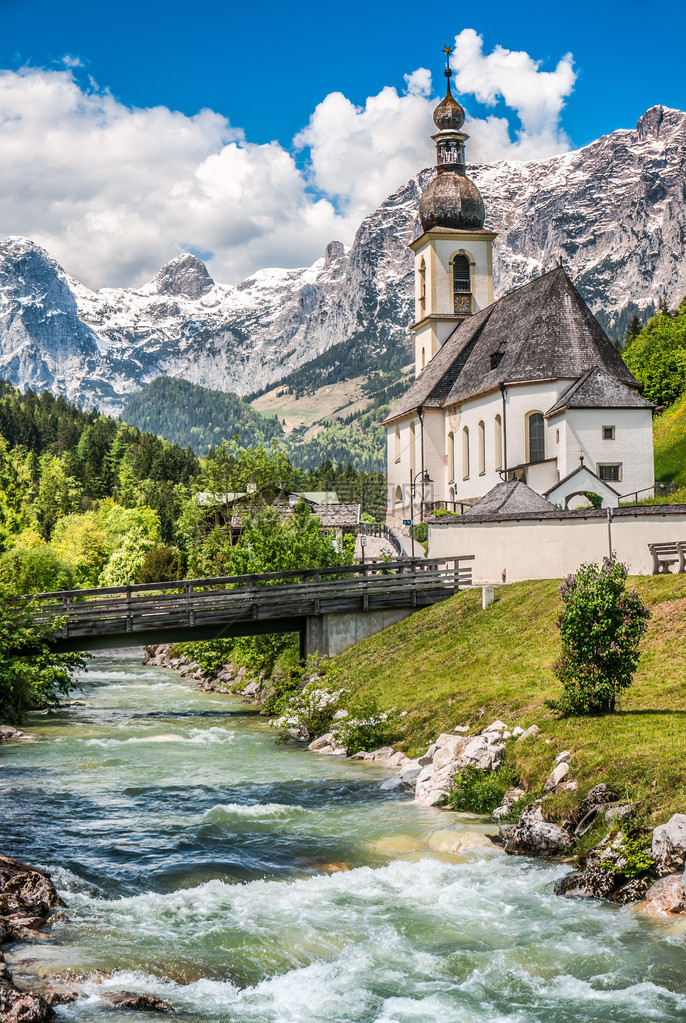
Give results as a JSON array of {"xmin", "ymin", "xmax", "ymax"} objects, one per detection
[
  {"xmin": 461, "ymin": 480, "xmax": 556, "ymax": 518},
  {"xmin": 385, "ymin": 268, "xmax": 639, "ymax": 422},
  {"xmin": 429, "ymin": 503, "xmax": 686, "ymax": 525},
  {"xmin": 546, "ymin": 366, "xmax": 653, "ymax": 416},
  {"xmin": 313, "ymin": 503, "xmax": 360, "ymax": 528}
]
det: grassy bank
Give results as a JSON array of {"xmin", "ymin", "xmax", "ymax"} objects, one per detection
[{"xmin": 327, "ymin": 575, "xmax": 686, "ymax": 821}]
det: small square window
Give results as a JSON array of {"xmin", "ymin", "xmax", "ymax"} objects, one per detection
[
  {"xmin": 602, "ymin": 426, "xmax": 615, "ymax": 440},
  {"xmin": 598, "ymin": 463, "xmax": 622, "ymax": 483}
]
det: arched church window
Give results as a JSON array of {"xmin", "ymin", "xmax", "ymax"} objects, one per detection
[
  {"xmin": 421, "ymin": 348, "xmax": 426, "ymax": 370},
  {"xmin": 418, "ymin": 258, "xmax": 426, "ymax": 318},
  {"xmin": 462, "ymin": 426, "xmax": 470, "ymax": 479},
  {"xmin": 409, "ymin": 421, "xmax": 416, "ymax": 475},
  {"xmin": 393, "ymin": 424, "xmax": 400, "ymax": 463},
  {"xmin": 452, "ymin": 254, "xmax": 471, "ymax": 315},
  {"xmin": 478, "ymin": 420, "xmax": 485, "ymax": 475},
  {"xmin": 394, "ymin": 485, "xmax": 403, "ymax": 509},
  {"xmin": 494, "ymin": 414, "xmax": 502, "ymax": 470},
  {"xmin": 448, "ymin": 431, "xmax": 455, "ymax": 482},
  {"xmin": 528, "ymin": 412, "xmax": 545, "ymax": 463}
]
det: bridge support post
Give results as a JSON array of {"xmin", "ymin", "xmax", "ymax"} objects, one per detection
[{"xmin": 303, "ymin": 608, "xmax": 416, "ymax": 661}]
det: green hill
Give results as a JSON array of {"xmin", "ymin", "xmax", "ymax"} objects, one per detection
[
  {"xmin": 326, "ymin": 575, "xmax": 686, "ymax": 820},
  {"xmin": 653, "ymin": 391, "xmax": 686, "ymax": 488},
  {"xmin": 121, "ymin": 377, "xmax": 284, "ymax": 455}
]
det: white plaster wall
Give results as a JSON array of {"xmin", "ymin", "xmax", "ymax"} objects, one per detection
[
  {"xmin": 442, "ymin": 381, "xmax": 569, "ymax": 501},
  {"xmin": 429, "ymin": 511, "xmax": 686, "ymax": 582},
  {"xmin": 413, "ymin": 232, "xmax": 494, "ymax": 320},
  {"xmin": 387, "ymin": 414, "xmax": 438, "ymax": 519},
  {"xmin": 557, "ymin": 407, "xmax": 655, "ymax": 500}
]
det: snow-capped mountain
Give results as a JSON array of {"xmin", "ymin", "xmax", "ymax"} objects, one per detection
[{"xmin": 0, "ymin": 105, "xmax": 684, "ymax": 413}]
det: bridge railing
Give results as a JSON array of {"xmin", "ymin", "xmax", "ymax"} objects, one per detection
[{"xmin": 29, "ymin": 557, "xmax": 475, "ymax": 641}]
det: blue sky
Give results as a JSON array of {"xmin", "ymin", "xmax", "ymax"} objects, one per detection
[
  {"xmin": 0, "ymin": 0, "xmax": 683, "ymax": 289},
  {"xmin": 2, "ymin": 0, "xmax": 683, "ymax": 148}
]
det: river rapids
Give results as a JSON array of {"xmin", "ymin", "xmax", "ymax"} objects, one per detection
[{"xmin": 2, "ymin": 650, "xmax": 685, "ymax": 1022}]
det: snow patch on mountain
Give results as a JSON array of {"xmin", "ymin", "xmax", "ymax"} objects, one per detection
[{"xmin": 0, "ymin": 106, "xmax": 684, "ymax": 413}]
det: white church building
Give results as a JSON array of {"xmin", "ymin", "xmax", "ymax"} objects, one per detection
[{"xmin": 385, "ymin": 55, "xmax": 655, "ymax": 527}]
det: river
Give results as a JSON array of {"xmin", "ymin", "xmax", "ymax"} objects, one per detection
[{"xmin": 2, "ymin": 649, "xmax": 686, "ymax": 1022}]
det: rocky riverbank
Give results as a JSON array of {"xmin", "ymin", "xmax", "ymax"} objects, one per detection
[
  {"xmin": 0, "ymin": 855, "xmax": 65, "ymax": 1021},
  {"xmin": 142, "ymin": 643, "xmax": 686, "ymax": 919}
]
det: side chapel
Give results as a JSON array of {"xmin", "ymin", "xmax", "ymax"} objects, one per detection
[{"xmin": 384, "ymin": 52, "xmax": 655, "ymax": 526}]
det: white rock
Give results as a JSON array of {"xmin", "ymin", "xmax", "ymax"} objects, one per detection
[
  {"xmin": 426, "ymin": 830, "xmax": 495, "ymax": 855},
  {"xmin": 453, "ymin": 725, "xmax": 470, "ymax": 733},
  {"xmin": 652, "ymin": 814, "xmax": 686, "ymax": 876},
  {"xmin": 462, "ymin": 736, "xmax": 503, "ymax": 771},
  {"xmin": 386, "ymin": 751, "xmax": 412, "ymax": 767},
  {"xmin": 309, "ymin": 733, "xmax": 335, "ymax": 751},
  {"xmin": 483, "ymin": 720, "xmax": 507, "ymax": 734},
  {"xmin": 379, "ymin": 776, "xmax": 407, "ymax": 791},
  {"xmin": 367, "ymin": 746, "xmax": 395, "ymax": 762},
  {"xmin": 435, "ymin": 733, "xmax": 460, "ymax": 748},
  {"xmin": 512, "ymin": 727, "xmax": 524, "ymax": 737},
  {"xmin": 544, "ymin": 761, "xmax": 570, "ymax": 791},
  {"xmin": 332, "ymin": 709, "xmax": 349, "ymax": 720},
  {"xmin": 502, "ymin": 731, "xmax": 512, "ymax": 739},
  {"xmin": 399, "ymin": 763, "xmax": 422, "ymax": 786},
  {"xmin": 516, "ymin": 724, "xmax": 541, "ymax": 742},
  {"xmin": 555, "ymin": 750, "xmax": 572, "ymax": 764}
]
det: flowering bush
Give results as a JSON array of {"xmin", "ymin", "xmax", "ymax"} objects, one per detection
[
  {"xmin": 332, "ymin": 693, "xmax": 396, "ymax": 755},
  {"xmin": 272, "ymin": 681, "xmax": 348, "ymax": 740},
  {"xmin": 548, "ymin": 556, "xmax": 650, "ymax": 716}
]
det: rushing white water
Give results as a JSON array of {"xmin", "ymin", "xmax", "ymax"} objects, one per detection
[{"xmin": 2, "ymin": 650, "xmax": 685, "ymax": 1022}]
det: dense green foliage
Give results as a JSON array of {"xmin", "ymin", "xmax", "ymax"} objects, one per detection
[
  {"xmin": 447, "ymin": 763, "xmax": 519, "ymax": 814},
  {"xmin": 122, "ymin": 377, "xmax": 283, "ymax": 455},
  {"xmin": 0, "ymin": 586, "xmax": 86, "ymax": 723},
  {"xmin": 548, "ymin": 557, "xmax": 651, "ymax": 716},
  {"xmin": 653, "ymin": 392, "xmax": 686, "ymax": 488},
  {"xmin": 622, "ymin": 299, "xmax": 686, "ymax": 406}
]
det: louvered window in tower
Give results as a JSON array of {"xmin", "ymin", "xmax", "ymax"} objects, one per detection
[{"xmin": 453, "ymin": 255, "xmax": 471, "ymax": 315}]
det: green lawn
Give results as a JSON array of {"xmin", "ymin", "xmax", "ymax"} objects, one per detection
[
  {"xmin": 328, "ymin": 575, "xmax": 686, "ymax": 820},
  {"xmin": 654, "ymin": 392, "xmax": 686, "ymax": 488}
]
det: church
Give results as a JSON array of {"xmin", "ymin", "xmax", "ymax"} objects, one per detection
[{"xmin": 385, "ymin": 54, "xmax": 655, "ymax": 528}]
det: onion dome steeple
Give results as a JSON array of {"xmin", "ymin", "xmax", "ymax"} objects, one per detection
[{"xmin": 418, "ymin": 46, "xmax": 485, "ymax": 232}]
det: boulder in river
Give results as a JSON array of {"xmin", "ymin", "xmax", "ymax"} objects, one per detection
[
  {"xmin": 104, "ymin": 991, "xmax": 171, "ymax": 1012},
  {"xmin": 502, "ymin": 804, "xmax": 573, "ymax": 857},
  {"xmin": 637, "ymin": 874, "xmax": 686, "ymax": 915},
  {"xmin": 652, "ymin": 814, "xmax": 686, "ymax": 876}
]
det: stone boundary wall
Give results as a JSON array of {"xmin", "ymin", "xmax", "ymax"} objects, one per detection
[{"xmin": 428, "ymin": 506, "xmax": 686, "ymax": 583}]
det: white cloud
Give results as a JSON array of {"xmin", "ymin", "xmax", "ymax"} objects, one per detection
[
  {"xmin": 0, "ymin": 35, "xmax": 576, "ymax": 289},
  {"xmin": 451, "ymin": 28, "xmax": 576, "ymax": 160}
]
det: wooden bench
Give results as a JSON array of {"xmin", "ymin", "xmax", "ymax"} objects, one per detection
[{"xmin": 648, "ymin": 541, "xmax": 686, "ymax": 574}]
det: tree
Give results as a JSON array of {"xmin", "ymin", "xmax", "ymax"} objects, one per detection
[
  {"xmin": 548, "ymin": 556, "xmax": 650, "ymax": 716},
  {"xmin": 0, "ymin": 543, "xmax": 76, "ymax": 594},
  {"xmin": 624, "ymin": 314, "xmax": 642, "ymax": 346},
  {"xmin": 0, "ymin": 586, "xmax": 86, "ymax": 723},
  {"xmin": 622, "ymin": 301, "xmax": 686, "ymax": 406}
]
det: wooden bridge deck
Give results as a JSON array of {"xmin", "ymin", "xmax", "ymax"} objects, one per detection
[{"xmin": 34, "ymin": 557, "xmax": 474, "ymax": 651}]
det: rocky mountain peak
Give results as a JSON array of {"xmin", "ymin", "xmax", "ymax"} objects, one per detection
[
  {"xmin": 147, "ymin": 253, "xmax": 215, "ymax": 300},
  {"xmin": 324, "ymin": 240, "xmax": 346, "ymax": 269}
]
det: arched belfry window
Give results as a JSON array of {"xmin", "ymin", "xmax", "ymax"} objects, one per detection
[
  {"xmin": 452, "ymin": 254, "xmax": 471, "ymax": 315},
  {"xmin": 418, "ymin": 258, "xmax": 426, "ymax": 318},
  {"xmin": 528, "ymin": 412, "xmax": 545, "ymax": 463}
]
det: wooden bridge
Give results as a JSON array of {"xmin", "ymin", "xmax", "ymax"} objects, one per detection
[{"xmin": 35, "ymin": 557, "xmax": 474, "ymax": 657}]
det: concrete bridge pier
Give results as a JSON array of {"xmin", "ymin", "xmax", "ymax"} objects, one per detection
[{"xmin": 302, "ymin": 608, "xmax": 415, "ymax": 661}]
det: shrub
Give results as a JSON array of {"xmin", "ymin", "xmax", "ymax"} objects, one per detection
[
  {"xmin": 332, "ymin": 692, "xmax": 396, "ymax": 755},
  {"xmin": 273, "ymin": 681, "xmax": 347, "ymax": 740},
  {"xmin": 137, "ymin": 544, "xmax": 182, "ymax": 583},
  {"xmin": 411, "ymin": 522, "xmax": 428, "ymax": 543},
  {"xmin": 584, "ymin": 491, "xmax": 604, "ymax": 509},
  {"xmin": 0, "ymin": 544, "xmax": 76, "ymax": 594},
  {"xmin": 547, "ymin": 555, "xmax": 650, "ymax": 716},
  {"xmin": 447, "ymin": 764, "xmax": 519, "ymax": 814},
  {"xmin": 433, "ymin": 507, "xmax": 456, "ymax": 517},
  {"xmin": 601, "ymin": 836, "xmax": 655, "ymax": 879},
  {"xmin": 0, "ymin": 586, "xmax": 86, "ymax": 722}
]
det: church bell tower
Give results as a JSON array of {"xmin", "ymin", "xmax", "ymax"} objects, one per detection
[{"xmin": 411, "ymin": 47, "xmax": 496, "ymax": 377}]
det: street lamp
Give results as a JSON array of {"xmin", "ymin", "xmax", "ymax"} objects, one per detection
[
  {"xmin": 409, "ymin": 469, "xmax": 432, "ymax": 559},
  {"xmin": 360, "ymin": 533, "xmax": 367, "ymax": 568}
]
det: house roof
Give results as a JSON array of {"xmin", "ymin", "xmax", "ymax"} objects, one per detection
[
  {"xmin": 385, "ymin": 268, "xmax": 639, "ymax": 422},
  {"xmin": 461, "ymin": 480, "xmax": 556, "ymax": 518},
  {"xmin": 545, "ymin": 366, "xmax": 653, "ymax": 417},
  {"xmin": 313, "ymin": 503, "xmax": 360, "ymax": 528},
  {"xmin": 544, "ymin": 463, "xmax": 620, "ymax": 499}
]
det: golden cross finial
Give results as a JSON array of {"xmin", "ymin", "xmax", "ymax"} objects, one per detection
[{"xmin": 443, "ymin": 44, "xmax": 453, "ymax": 65}]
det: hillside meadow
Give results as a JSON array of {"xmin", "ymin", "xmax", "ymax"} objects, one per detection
[{"xmin": 327, "ymin": 574, "xmax": 686, "ymax": 820}]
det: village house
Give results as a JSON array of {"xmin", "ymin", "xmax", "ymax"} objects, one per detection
[{"xmin": 384, "ymin": 53, "xmax": 655, "ymax": 532}]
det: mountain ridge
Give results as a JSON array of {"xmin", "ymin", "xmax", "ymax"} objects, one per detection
[{"xmin": 0, "ymin": 104, "xmax": 683, "ymax": 413}]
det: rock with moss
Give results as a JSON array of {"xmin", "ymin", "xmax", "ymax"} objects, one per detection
[{"xmin": 502, "ymin": 804, "xmax": 573, "ymax": 858}]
